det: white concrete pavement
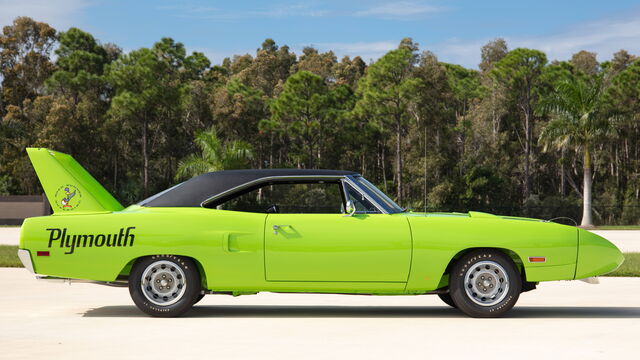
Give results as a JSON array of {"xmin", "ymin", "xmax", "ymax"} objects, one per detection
[
  {"xmin": 591, "ymin": 230, "xmax": 640, "ymax": 252},
  {"xmin": 0, "ymin": 227, "xmax": 21, "ymax": 246},
  {"xmin": 4, "ymin": 226, "xmax": 639, "ymax": 251},
  {"xmin": 1, "ymin": 268, "xmax": 639, "ymax": 360}
]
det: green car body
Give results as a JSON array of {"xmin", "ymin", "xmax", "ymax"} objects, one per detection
[{"xmin": 18, "ymin": 148, "xmax": 624, "ymax": 316}]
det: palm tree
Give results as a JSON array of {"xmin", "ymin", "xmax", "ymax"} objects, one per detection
[
  {"xmin": 175, "ymin": 126, "xmax": 254, "ymax": 180},
  {"xmin": 539, "ymin": 75, "xmax": 615, "ymax": 226}
]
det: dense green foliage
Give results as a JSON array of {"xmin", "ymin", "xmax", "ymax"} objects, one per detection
[{"xmin": 1, "ymin": 17, "xmax": 639, "ymax": 224}]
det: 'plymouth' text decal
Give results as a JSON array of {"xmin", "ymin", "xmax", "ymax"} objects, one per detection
[{"xmin": 46, "ymin": 227, "xmax": 136, "ymax": 254}]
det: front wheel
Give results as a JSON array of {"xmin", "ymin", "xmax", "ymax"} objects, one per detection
[
  {"xmin": 437, "ymin": 293, "xmax": 457, "ymax": 308},
  {"xmin": 129, "ymin": 255, "xmax": 201, "ymax": 317},
  {"xmin": 449, "ymin": 250, "xmax": 522, "ymax": 318}
]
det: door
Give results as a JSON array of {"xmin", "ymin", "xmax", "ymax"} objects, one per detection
[
  {"xmin": 265, "ymin": 213, "xmax": 411, "ymax": 282},
  {"xmin": 263, "ymin": 181, "xmax": 412, "ymax": 282}
]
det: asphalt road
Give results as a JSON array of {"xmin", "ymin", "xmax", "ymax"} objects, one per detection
[{"xmin": 1, "ymin": 268, "xmax": 639, "ymax": 360}]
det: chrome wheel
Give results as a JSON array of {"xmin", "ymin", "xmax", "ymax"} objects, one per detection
[
  {"xmin": 140, "ymin": 260, "xmax": 187, "ymax": 306},
  {"xmin": 463, "ymin": 260, "xmax": 509, "ymax": 306}
]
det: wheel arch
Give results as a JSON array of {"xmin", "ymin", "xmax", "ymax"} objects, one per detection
[
  {"xmin": 117, "ymin": 254, "xmax": 209, "ymax": 289},
  {"xmin": 439, "ymin": 247, "xmax": 527, "ymax": 287}
]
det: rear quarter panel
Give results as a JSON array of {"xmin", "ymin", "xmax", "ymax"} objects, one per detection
[
  {"xmin": 405, "ymin": 214, "xmax": 578, "ymax": 292},
  {"xmin": 20, "ymin": 207, "xmax": 267, "ymax": 289}
]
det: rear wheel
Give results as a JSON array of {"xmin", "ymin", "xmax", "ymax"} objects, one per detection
[
  {"xmin": 129, "ymin": 255, "xmax": 200, "ymax": 317},
  {"xmin": 449, "ymin": 250, "xmax": 521, "ymax": 318}
]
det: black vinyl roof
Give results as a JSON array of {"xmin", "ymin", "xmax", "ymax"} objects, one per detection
[{"xmin": 139, "ymin": 169, "xmax": 358, "ymax": 207}]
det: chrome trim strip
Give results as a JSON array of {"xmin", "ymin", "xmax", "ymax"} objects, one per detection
[
  {"xmin": 17, "ymin": 249, "xmax": 34, "ymax": 274},
  {"xmin": 36, "ymin": 276, "xmax": 129, "ymax": 287},
  {"xmin": 201, "ymin": 175, "xmax": 347, "ymax": 208},
  {"xmin": 343, "ymin": 176, "xmax": 388, "ymax": 214}
]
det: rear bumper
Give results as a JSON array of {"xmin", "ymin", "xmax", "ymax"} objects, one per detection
[{"xmin": 17, "ymin": 249, "xmax": 35, "ymax": 273}]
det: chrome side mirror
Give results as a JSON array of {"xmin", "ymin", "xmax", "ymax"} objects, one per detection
[{"xmin": 343, "ymin": 200, "xmax": 356, "ymax": 217}]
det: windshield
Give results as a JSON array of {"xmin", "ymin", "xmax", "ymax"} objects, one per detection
[{"xmin": 351, "ymin": 176, "xmax": 404, "ymax": 213}]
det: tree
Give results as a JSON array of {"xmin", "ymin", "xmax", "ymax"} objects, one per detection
[
  {"xmin": 293, "ymin": 47, "xmax": 337, "ymax": 81},
  {"xmin": 0, "ymin": 17, "xmax": 56, "ymax": 109},
  {"xmin": 210, "ymin": 79, "xmax": 267, "ymax": 165},
  {"xmin": 540, "ymin": 75, "xmax": 614, "ymax": 226},
  {"xmin": 332, "ymin": 56, "xmax": 366, "ymax": 89},
  {"xmin": 0, "ymin": 17, "xmax": 56, "ymax": 194},
  {"xmin": 175, "ymin": 126, "xmax": 253, "ymax": 180},
  {"xmin": 46, "ymin": 27, "xmax": 108, "ymax": 102},
  {"xmin": 571, "ymin": 50, "xmax": 599, "ymax": 75},
  {"xmin": 609, "ymin": 50, "xmax": 636, "ymax": 74},
  {"xmin": 269, "ymin": 71, "xmax": 330, "ymax": 168},
  {"xmin": 479, "ymin": 39, "xmax": 509, "ymax": 139},
  {"xmin": 354, "ymin": 48, "xmax": 422, "ymax": 204},
  {"xmin": 480, "ymin": 38, "xmax": 508, "ymax": 73},
  {"xmin": 106, "ymin": 38, "xmax": 190, "ymax": 196},
  {"xmin": 491, "ymin": 48, "xmax": 547, "ymax": 201},
  {"xmin": 235, "ymin": 39, "xmax": 296, "ymax": 96}
]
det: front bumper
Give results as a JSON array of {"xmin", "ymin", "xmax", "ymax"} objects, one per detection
[{"xmin": 17, "ymin": 249, "xmax": 35, "ymax": 273}]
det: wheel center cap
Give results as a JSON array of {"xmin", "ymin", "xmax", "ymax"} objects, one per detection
[
  {"xmin": 483, "ymin": 280, "xmax": 491, "ymax": 287},
  {"xmin": 160, "ymin": 279, "xmax": 168, "ymax": 287}
]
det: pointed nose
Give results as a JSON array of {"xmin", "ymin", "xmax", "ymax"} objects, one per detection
[{"xmin": 575, "ymin": 229, "xmax": 624, "ymax": 279}]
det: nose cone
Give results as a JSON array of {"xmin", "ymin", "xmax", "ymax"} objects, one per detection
[{"xmin": 575, "ymin": 229, "xmax": 625, "ymax": 279}]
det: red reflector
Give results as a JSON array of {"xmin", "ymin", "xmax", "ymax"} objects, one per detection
[
  {"xmin": 37, "ymin": 251, "xmax": 50, "ymax": 257},
  {"xmin": 528, "ymin": 256, "xmax": 546, "ymax": 263}
]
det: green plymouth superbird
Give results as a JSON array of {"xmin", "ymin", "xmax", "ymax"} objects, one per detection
[{"xmin": 18, "ymin": 148, "xmax": 624, "ymax": 317}]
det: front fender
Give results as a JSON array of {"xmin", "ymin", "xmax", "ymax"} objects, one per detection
[{"xmin": 405, "ymin": 214, "xmax": 578, "ymax": 291}]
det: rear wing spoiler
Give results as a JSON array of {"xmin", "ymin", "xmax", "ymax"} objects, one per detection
[{"xmin": 26, "ymin": 148, "xmax": 124, "ymax": 214}]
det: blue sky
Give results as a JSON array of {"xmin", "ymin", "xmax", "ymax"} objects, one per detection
[{"xmin": 2, "ymin": 0, "xmax": 640, "ymax": 68}]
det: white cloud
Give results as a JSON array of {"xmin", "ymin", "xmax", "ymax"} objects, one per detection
[
  {"xmin": 161, "ymin": 3, "xmax": 328, "ymax": 21},
  {"xmin": 162, "ymin": 1, "xmax": 442, "ymax": 21},
  {"xmin": 355, "ymin": 1, "xmax": 443, "ymax": 18},
  {"xmin": 259, "ymin": 4, "xmax": 329, "ymax": 18},
  {"xmin": 431, "ymin": 10, "xmax": 640, "ymax": 68},
  {"xmin": 0, "ymin": 0, "xmax": 88, "ymax": 30}
]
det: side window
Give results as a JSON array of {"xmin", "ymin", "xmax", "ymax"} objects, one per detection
[
  {"xmin": 216, "ymin": 182, "xmax": 343, "ymax": 214},
  {"xmin": 344, "ymin": 183, "xmax": 381, "ymax": 214}
]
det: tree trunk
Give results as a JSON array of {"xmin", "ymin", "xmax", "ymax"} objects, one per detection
[
  {"xmin": 424, "ymin": 125, "xmax": 428, "ymax": 213},
  {"xmin": 269, "ymin": 133, "xmax": 274, "ymax": 168},
  {"xmin": 142, "ymin": 117, "xmax": 149, "ymax": 197},
  {"xmin": 560, "ymin": 147, "xmax": 565, "ymax": 197},
  {"xmin": 581, "ymin": 148, "xmax": 593, "ymax": 227},
  {"xmin": 395, "ymin": 117, "xmax": 403, "ymax": 205},
  {"xmin": 381, "ymin": 142, "xmax": 388, "ymax": 194},
  {"xmin": 523, "ymin": 111, "xmax": 531, "ymax": 201}
]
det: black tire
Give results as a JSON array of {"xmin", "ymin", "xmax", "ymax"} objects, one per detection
[
  {"xmin": 129, "ymin": 255, "xmax": 201, "ymax": 317},
  {"xmin": 437, "ymin": 293, "xmax": 457, "ymax": 308},
  {"xmin": 449, "ymin": 249, "xmax": 521, "ymax": 318},
  {"xmin": 193, "ymin": 293, "xmax": 206, "ymax": 305}
]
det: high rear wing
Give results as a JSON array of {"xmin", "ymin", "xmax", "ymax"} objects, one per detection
[{"xmin": 26, "ymin": 148, "xmax": 124, "ymax": 214}]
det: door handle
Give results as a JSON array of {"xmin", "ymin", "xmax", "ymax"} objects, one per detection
[{"xmin": 272, "ymin": 224, "xmax": 292, "ymax": 235}]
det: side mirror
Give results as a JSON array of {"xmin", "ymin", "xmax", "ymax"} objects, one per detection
[{"xmin": 343, "ymin": 200, "xmax": 356, "ymax": 217}]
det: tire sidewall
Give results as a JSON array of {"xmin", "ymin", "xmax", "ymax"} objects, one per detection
[
  {"xmin": 450, "ymin": 250, "xmax": 522, "ymax": 317},
  {"xmin": 129, "ymin": 255, "xmax": 201, "ymax": 317},
  {"xmin": 437, "ymin": 293, "xmax": 457, "ymax": 308}
]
